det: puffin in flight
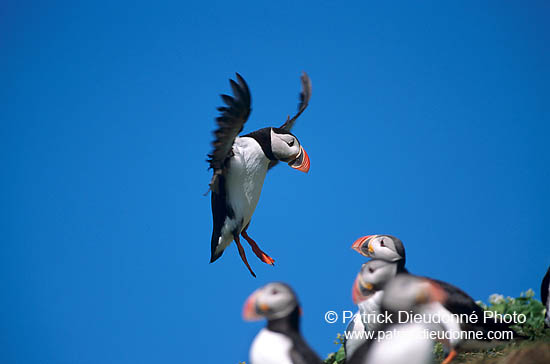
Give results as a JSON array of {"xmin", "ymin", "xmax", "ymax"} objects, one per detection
[
  {"xmin": 243, "ymin": 282, "xmax": 322, "ymax": 364},
  {"xmin": 207, "ymin": 73, "xmax": 312, "ymax": 277}
]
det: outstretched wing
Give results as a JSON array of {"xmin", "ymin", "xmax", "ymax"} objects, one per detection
[
  {"xmin": 207, "ymin": 73, "xmax": 251, "ymax": 193},
  {"xmin": 268, "ymin": 72, "xmax": 312, "ymax": 170},
  {"xmin": 279, "ymin": 72, "xmax": 312, "ymax": 131}
]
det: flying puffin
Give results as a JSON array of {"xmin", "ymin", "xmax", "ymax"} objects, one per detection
[
  {"xmin": 348, "ymin": 274, "xmax": 448, "ymax": 364},
  {"xmin": 542, "ymin": 266, "xmax": 550, "ymax": 327},
  {"xmin": 243, "ymin": 282, "xmax": 322, "ymax": 364},
  {"xmin": 207, "ymin": 73, "xmax": 312, "ymax": 277},
  {"xmin": 351, "ymin": 235, "xmax": 525, "ymax": 363}
]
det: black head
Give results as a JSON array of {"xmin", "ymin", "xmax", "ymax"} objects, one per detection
[{"xmin": 244, "ymin": 127, "xmax": 310, "ymax": 172}]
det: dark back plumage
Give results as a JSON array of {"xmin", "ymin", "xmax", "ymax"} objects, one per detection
[
  {"xmin": 210, "ymin": 174, "xmax": 232, "ymax": 262},
  {"xmin": 267, "ymin": 306, "xmax": 322, "ymax": 364},
  {"xmin": 423, "ymin": 276, "xmax": 522, "ymax": 341}
]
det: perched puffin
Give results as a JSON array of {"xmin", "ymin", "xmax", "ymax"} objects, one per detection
[
  {"xmin": 344, "ymin": 263, "xmax": 386, "ymax": 361},
  {"xmin": 352, "ymin": 260, "xmax": 462, "ymax": 364},
  {"xmin": 207, "ymin": 73, "xmax": 312, "ymax": 276},
  {"xmin": 351, "ymin": 235, "xmax": 524, "ymax": 362},
  {"xmin": 243, "ymin": 282, "xmax": 322, "ymax": 364},
  {"xmin": 348, "ymin": 274, "xmax": 448, "ymax": 364},
  {"xmin": 345, "ymin": 235, "xmax": 406, "ymax": 360},
  {"xmin": 343, "ymin": 311, "xmax": 367, "ymax": 359},
  {"xmin": 344, "ymin": 289, "xmax": 384, "ymax": 360},
  {"xmin": 542, "ymin": 266, "xmax": 550, "ymax": 327},
  {"xmin": 351, "ymin": 234, "xmax": 406, "ymax": 266}
]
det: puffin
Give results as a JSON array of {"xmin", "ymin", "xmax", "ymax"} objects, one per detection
[
  {"xmin": 352, "ymin": 260, "xmax": 463, "ymax": 364},
  {"xmin": 343, "ymin": 311, "xmax": 367, "ymax": 359},
  {"xmin": 207, "ymin": 73, "xmax": 312, "ymax": 277},
  {"xmin": 344, "ymin": 260, "xmax": 393, "ymax": 360},
  {"xmin": 351, "ymin": 235, "xmax": 524, "ymax": 363},
  {"xmin": 243, "ymin": 282, "xmax": 322, "ymax": 364},
  {"xmin": 348, "ymin": 274, "xmax": 448, "ymax": 364},
  {"xmin": 542, "ymin": 266, "xmax": 550, "ymax": 327},
  {"xmin": 345, "ymin": 235, "xmax": 407, "ymax": 360},
  {"xmin": 351, "ymin": 234, "xmax": 406, "ymax": 266},
  {"xmin": 344, "ymin": 289, "xmax": 384, "ymax": 360}
]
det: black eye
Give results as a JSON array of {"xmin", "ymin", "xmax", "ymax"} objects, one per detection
[
  {"xmin": 368, "ymin": 267, "xmax": 374, "ymax": 273},
  {"xmin": 380, "ymin": 239, "xmax": 385, "ymax": 247},
  {"xmin": 287, "ymin": 139, "xmax": 294, "ymax": 147},
  {"xmin": 271, "ymin": 288, "xmax": 279, "ymax": 295}
]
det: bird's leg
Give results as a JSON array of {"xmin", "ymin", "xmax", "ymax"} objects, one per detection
[
  {"xmin": 441, "ymin": 349, "xmax": 457, "ymax": 364},
  {"xmin": 241, "ymin": 225, "xmax": 275, "ymax": 266},
  {"xmin": 234, "ymin": 234, "xmax": 256, "ymax": 277}
]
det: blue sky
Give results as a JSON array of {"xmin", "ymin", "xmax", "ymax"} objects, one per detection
[{"xmin": 2, "ymin": 1, "xmax": 549, "ymax": 363}]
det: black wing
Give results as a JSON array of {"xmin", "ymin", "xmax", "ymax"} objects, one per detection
[
  {"xmin": 207, "ymin": 73, "xmax": 251, "ymax": 193},
  {"xmin": 210, "ymin": 173, "xmax": 229, "ymax": 263},
  {"xmin": 289, "ymin": 336, "xmax": 323, "ymax": 364},
  {"xmin": 347, "ymin": 325, "xmax": 388, "ymax": 364},
  {"xmin": 280, "ymin": 72, "xmax": 312, "ymax": 131},
  {"xmin": 268, "ymin": 72, "xmax": 312, "ymax": 170},
  {"xmin": 427, "ymin": 277, "xmax": 519, "ymax": 335},
  {"xmin": 425, "ymin": 278, "xmax": 482, "ymax": 315}
]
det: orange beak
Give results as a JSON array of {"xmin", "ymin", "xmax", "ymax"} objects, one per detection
[
  {"xmin": 351, "ymin": 235, "xmax": 374, "ymax": 257},
  {"xmin": 352, "ymin": 276, "xmax": 362, "ymax": 304},
  {"xmin": 289, "ymin": 146, "xmax": 310, "ymax": 173},
  {"xmin": 352, "ymin": 274, "xmax": 373, "ymax": 304},
  {"xmin": 242, "ymin": 292, "xmax": 262, "ymax": 321}
]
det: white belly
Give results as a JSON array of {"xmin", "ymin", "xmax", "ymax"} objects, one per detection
[
  {"xmin": 358, "ymin": 291, "xmax": 384, "ymax": 332},
  {"xmin": 344, "ymin": 311, "xmax": 367, "ymax": 359},
  {"xmin": 345, "ymin": 291, "xmax": 384, "ymax": 360},
  {"xmin": 250, "ymin": 328, "xmax": 293, "ymax": 364},
  {"xmin": 217, "ymin": 137, "xmax": 270, "ymax": 251},
  {"xmin": 365, "ymin": 323, "xmax": 435, "ymax": 364},
  {"xmin": 422, "ymin": 302, "xmax": 462, "ymax": 349}
]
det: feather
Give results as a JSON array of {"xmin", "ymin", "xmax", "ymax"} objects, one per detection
[{"xmin": 207, "ymin": 73, "xmax": 252, "ymax": 191}]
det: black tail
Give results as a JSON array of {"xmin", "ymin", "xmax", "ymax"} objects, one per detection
[{"xmin": 210, "ymin": 234, "xmax": 224, "ymax": 263}]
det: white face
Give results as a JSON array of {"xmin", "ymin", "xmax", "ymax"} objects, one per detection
[
  {"xmin": 367, "ymin": 235, "xmax": 403, "ymax": 262},
  {"xmin": 358, "ymin": 260, "xmax": 398, "ymax": 292},
  {"xmin": 254, "ymin": 282, "xmax": 298, "ymax": 320},
  {"xmin": 270, "ymin": 129, "xmax": 301, "ymax": 162}
]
